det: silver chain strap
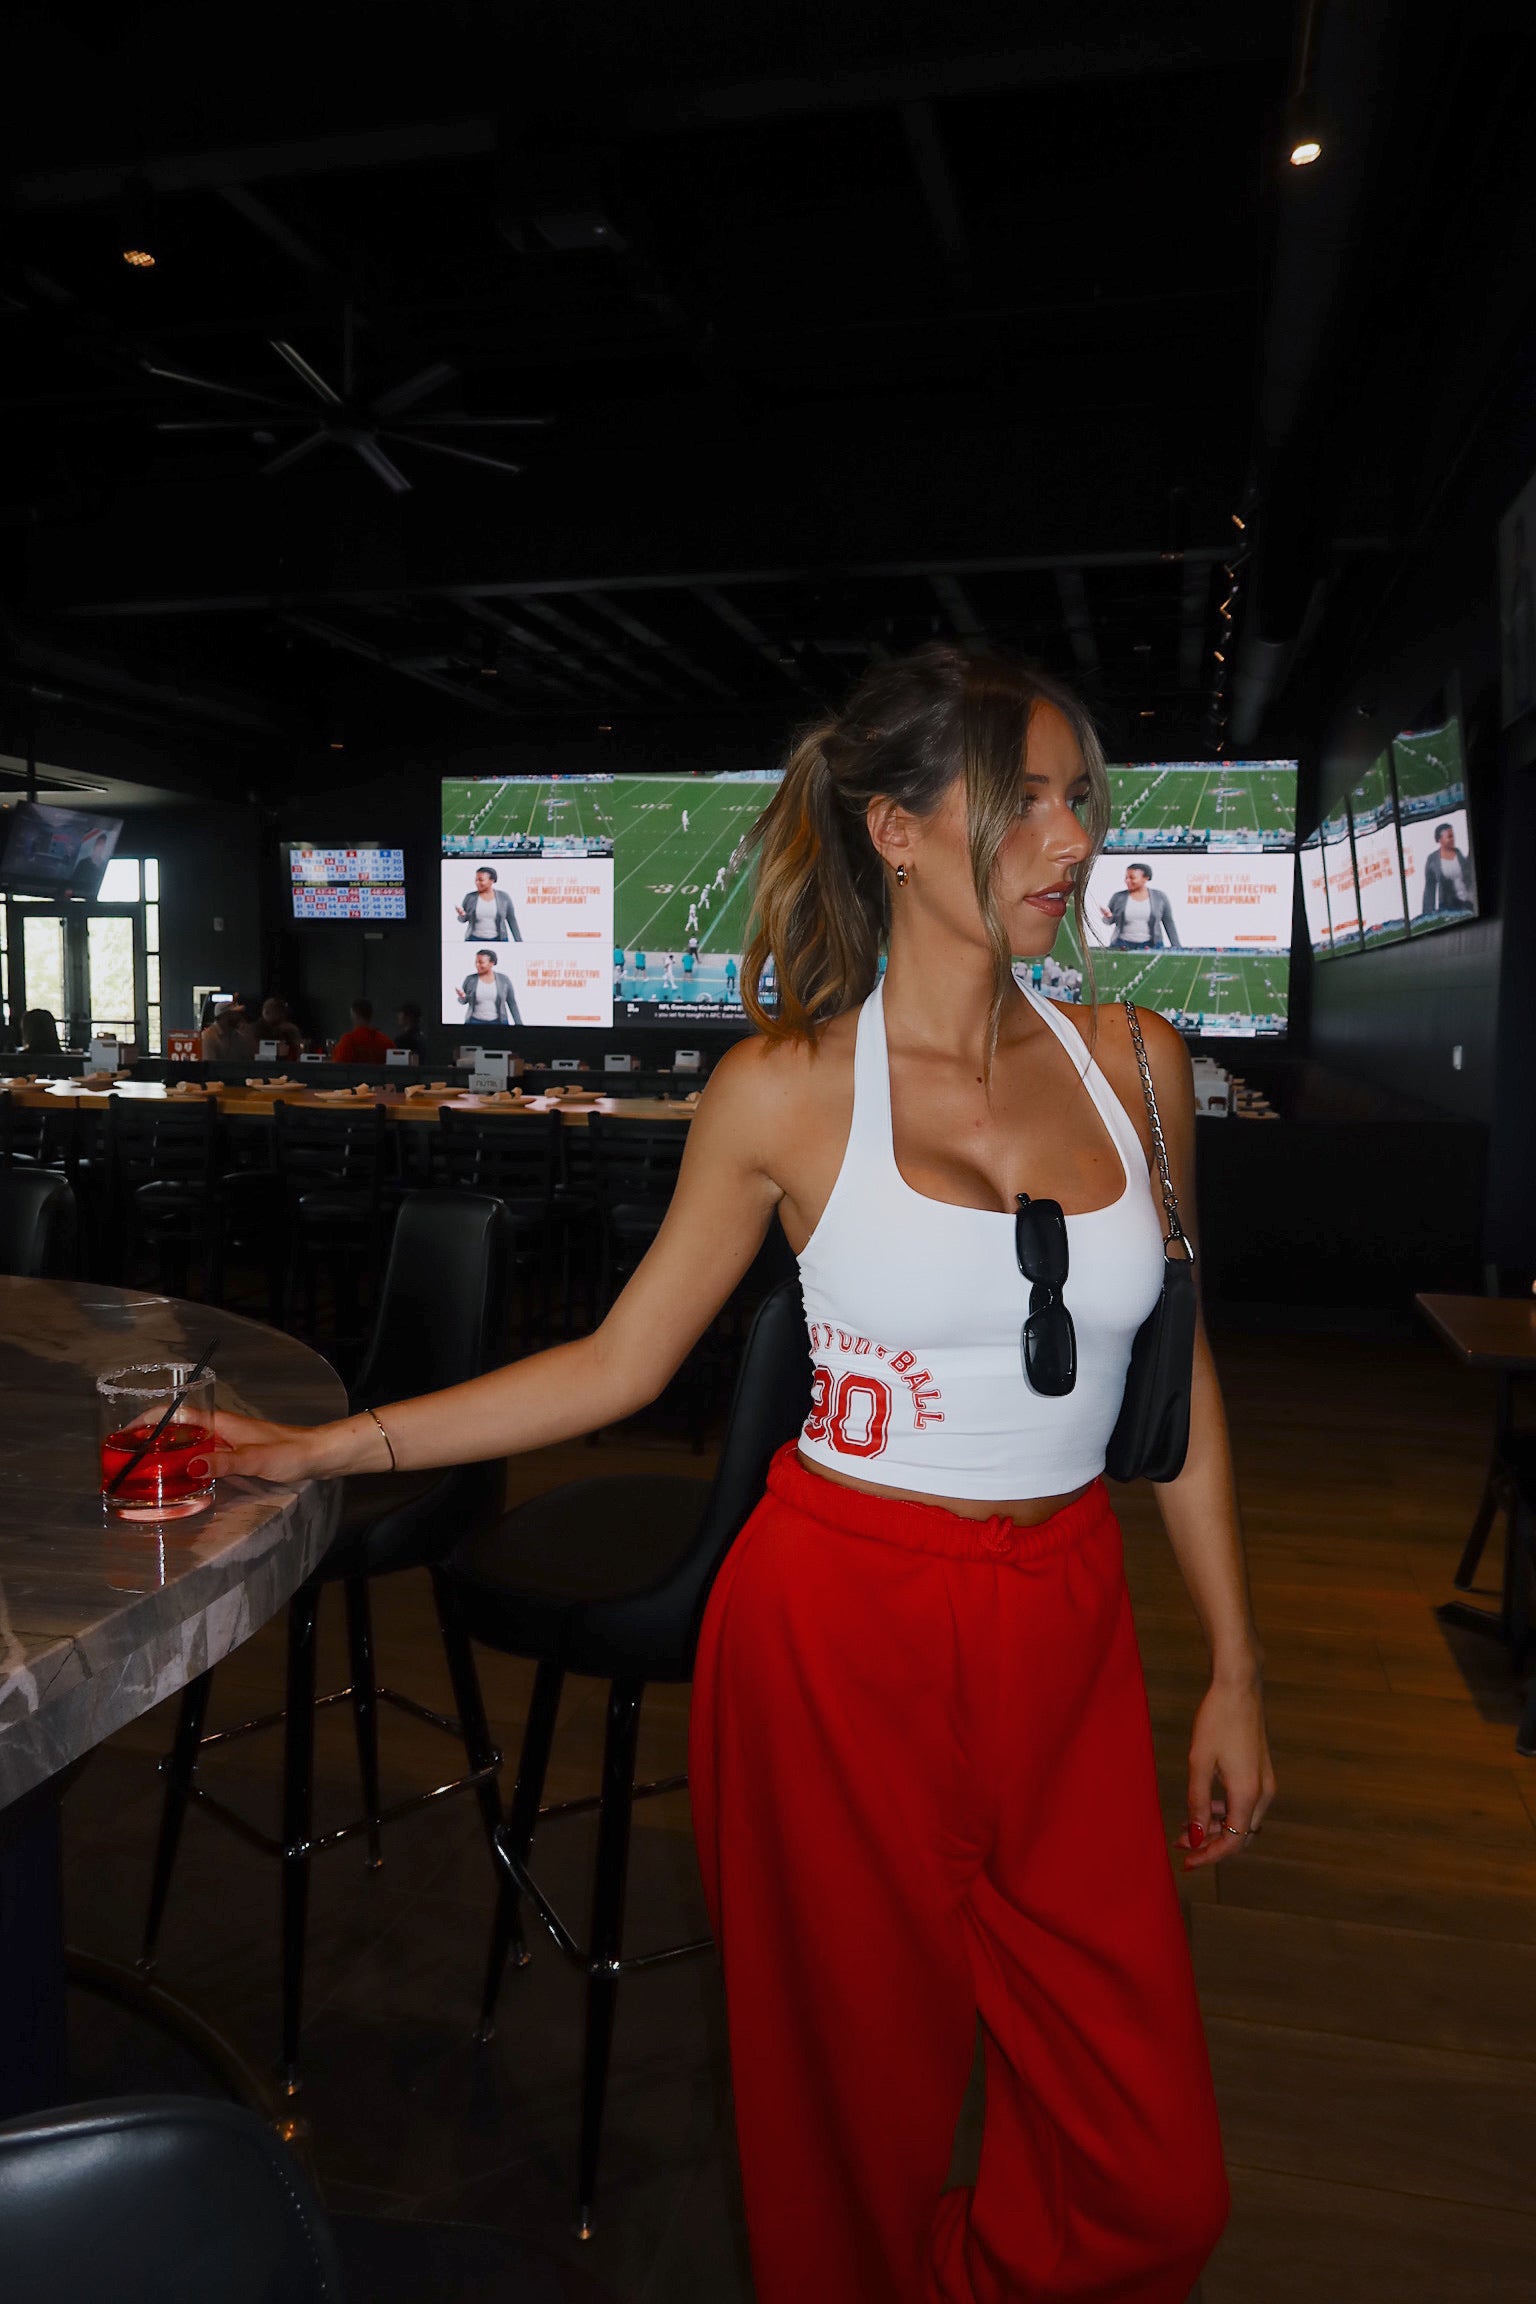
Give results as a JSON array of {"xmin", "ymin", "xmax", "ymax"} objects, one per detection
[{"xmin": 1123, "ymin": 1001, "xmax": 1191, "ymax": 1256}]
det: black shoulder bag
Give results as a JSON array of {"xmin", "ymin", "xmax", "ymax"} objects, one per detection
[{"xmin": 1103, "ymin": 1003, "xmax": 1198, "ymax": 1484}]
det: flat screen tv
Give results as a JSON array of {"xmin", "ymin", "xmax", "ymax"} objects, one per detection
[
  {"xmin": 1391, "ymin": 699, "xmax": 1477, "ymax": 935},
  {"xmin": 1348, "ymin": 753, "xmax": 1409, "ymax": 948},
  {"xmin": 439, "ymin": 772, "xmax": 776, "ymax": 1028},
  {"xmin": 0, "ymin": 802, "xmax": 122, "ymax": 899},
  {"xmin": 287, "ymin": 843, "xmax": 407, "ymax": 922},
  {"xmin": 1043, "ymin": 759, "xmax": 1298, "ymax": 1037},
  {"xmin": 1298, "ymin": 832, "xmax": 1332, "ymax": 954},
  {"xmin": 1319, "ymin": 810, "xmax": 1361, "ymax": 953},
  {"xmin": 439, "ymin": 757, "xmax": 1299, "ymax": 1036}
]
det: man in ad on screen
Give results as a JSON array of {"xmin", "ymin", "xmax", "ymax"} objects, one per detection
[
  {"xmin": 1101, "ymin": 861, "xmax": 1181, "ymax": 949},
  {"xmin": 1420, "ymin": 823, "xmax": 1475, "ymax": 916},
  {"xmin": 456, "ymin": 948, "xmax": 522, "ymax": 1026},
  {"xmin": 454, "ymin": 865, "xmax": 521, "ymax": 942}
]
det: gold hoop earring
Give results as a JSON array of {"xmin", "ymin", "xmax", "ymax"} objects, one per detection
[{"xmin": 895, "ymin": 863, "xmax": 909, "ymax": 887}]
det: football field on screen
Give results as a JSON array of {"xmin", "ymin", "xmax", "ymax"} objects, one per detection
[
  {"xmin": 1083, "ymin": 949, "xmax": 1290, "ymax": 1023},
  {"xmin": 1106, "ymin": 764, "xmax": 1295, "ymax": 842},
  {"xmin": 441, "ymin": 774, "xmax": 774, "ymax": 956}
]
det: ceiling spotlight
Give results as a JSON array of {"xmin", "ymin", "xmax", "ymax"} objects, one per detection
[
  {"xmin": 1289, "ymin": 132, "xmax": 1323, "ymax": 167},
  {"xmin": 119, "ymin": 174, "xmax": 158, "ymax": 268}
]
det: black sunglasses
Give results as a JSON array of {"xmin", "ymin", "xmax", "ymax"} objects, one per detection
[{"xmin": 1015, "ymin": 1193, "xmax": 1077, "ymax": 1396}]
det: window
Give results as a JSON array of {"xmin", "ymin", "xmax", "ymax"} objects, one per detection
[{"xmin": 3, "ymin": 854, "xmax": 161, "ymax": 1052}]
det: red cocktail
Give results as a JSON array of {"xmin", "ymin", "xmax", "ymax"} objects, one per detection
[{"xmin": 98, "ymin": 1362, "xmax": 217, "ymax": 1521}]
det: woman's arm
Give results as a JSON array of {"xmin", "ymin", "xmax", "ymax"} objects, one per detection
[
  {"xmin": 1137, "ymin": 1012, "xmax": 1276, "ymax": 1870},
  {"xmin": 207, "ymin": 1045, "xmax": 785, "ymax": 1485}
]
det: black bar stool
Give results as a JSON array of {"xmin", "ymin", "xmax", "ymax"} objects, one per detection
[
  {"xmin": 273, "ymin": 1099, "xmax": 390, "ymax": 1349},
  {"xmin": 438, "ymin": 1105, "xmax": 562, "ymax": 1342},
  {"xmin": 585, "ymin": 1113, "xmax": 688, "ymax": 1308},
  {"xmin": 436, "ymin": 1276, "xmax": 811, "ymax": 2236},
  {"xmin": 107, "ymin": 1097, "xmax": 219, "ymax": 1296},
  {"xmin": 0, "ymin": 1169, "xmax": 77, "ymax": 1277},
  {"xmin": 140, "ymin": 1190, "xmax": 514, "ymax": 2093}
]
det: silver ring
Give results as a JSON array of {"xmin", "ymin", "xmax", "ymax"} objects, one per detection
[{"xmin": 1223, "ymin": 1825, "xmax": 1243, "ymax": 1837}]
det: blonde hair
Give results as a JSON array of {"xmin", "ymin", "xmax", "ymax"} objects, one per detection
[{"xmin": 742, "ymin": 644, "xmax": 1110, "ymax": 1054}]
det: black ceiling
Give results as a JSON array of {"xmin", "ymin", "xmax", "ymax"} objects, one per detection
[{"xmin": 1, "ymin": 1, "xmax": 1531, "ymax": 795}]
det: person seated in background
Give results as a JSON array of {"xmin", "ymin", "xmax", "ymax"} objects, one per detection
[
  {"xmin": 233, "ymin": 997, "xmax": 264, "ymax": 1059},
  {"xmin": 258, "ymin": 995, "xmax": 304, "ymax": 1060},
  {"xmin": 393, "ymin": 1000, "xmax": 426, "ymax": 1057},
  {"xmin": 20, "ymin": 1007, "xmax": 61, "ymax": 1055},
  {"xmin": 198, "ymin": 1001, "xmax": 247, "ymax": 1062},
  {"xmin": 331, "ymin": 997, "xmax": 394, "ymax": 1065}
]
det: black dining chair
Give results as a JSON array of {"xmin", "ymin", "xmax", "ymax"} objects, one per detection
[
  {"xmin": 0, "ymin": 2095, "xmax": 345, "ymax": 2304},
  {"xmin": 438, "ymin": 1106, "xmax": 563, "ymax": 1341},
  {"xmin": 436, "ymin": 1276, "xmax": 812, "ymax": 2236},
  {"xmin": 0, "ymin": 1169, "xmax": 77, "ymax": 1277},
  {"xmin": 140, "ymin": 1190, "xmax": 515, "ymax": 2092},
  {"xmin": 0, "ymin": 2094, "xmax": 612, "ymax": 2304}
]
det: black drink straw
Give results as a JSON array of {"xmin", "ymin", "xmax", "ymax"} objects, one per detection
[{"xmin": 105, "ymin": 1338, "xmax": 221, "ymax": 1495}]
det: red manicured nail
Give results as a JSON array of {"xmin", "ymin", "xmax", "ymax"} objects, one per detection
[
  {"xmin": 187, "ymin": 1458, "xmax": 210, "ymax": 1479},
  {"xmin": 1189, "ymin": 1820, "xmax": 1206, "ymax": 1848}
]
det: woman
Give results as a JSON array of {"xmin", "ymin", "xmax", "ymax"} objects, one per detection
[
  {"xmin": 456, "ymin": 947, "xmax": 521, "ymax": 1027},
  {"xmin": 208, "ymin": 648, "xmax": 1273, "ymax": 2304},
  {"xmin": 20, "ymin": 1008, "xmax": 61, "ymax": 1055}
]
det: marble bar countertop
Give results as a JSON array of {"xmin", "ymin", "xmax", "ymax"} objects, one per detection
[{"xmin": 0, "ymin": 1278, "xmax": 346, "ymax": 1809}]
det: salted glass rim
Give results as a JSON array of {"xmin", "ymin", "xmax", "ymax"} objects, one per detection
[{"xmin": 96, "ymin": 1359, "xmax": 214, "ymax": 1401}]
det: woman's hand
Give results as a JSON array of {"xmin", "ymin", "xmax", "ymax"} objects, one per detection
[
  {"xmin": 201, "ymin": 1410, "xmax": 359, "ymax": 1487},
  {"xmin": 1175, "ymin": 1671, "xmax": 1277, "ymax": 1870}
]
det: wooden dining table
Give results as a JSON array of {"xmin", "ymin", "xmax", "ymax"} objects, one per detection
[
  {"xmin": 1415, "ymin": 1290, "xmax": 1536, "ymax": 1650},
  {"xmin": 2, "ymin": 1076, "xmax": 698, "ymax": 1128}
]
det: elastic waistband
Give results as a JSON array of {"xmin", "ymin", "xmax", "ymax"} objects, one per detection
[{"xmin": 763, "ymin": 1443, "xmax": 1115, "ymax": 1565}]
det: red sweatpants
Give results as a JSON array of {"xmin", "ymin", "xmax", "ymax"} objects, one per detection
[{"xmin": 690, "ymin": 1444, "xmax": 1229, "ymax": 2304}]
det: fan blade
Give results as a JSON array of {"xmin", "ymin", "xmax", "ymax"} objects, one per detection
[
  {"xmin": 369, "ymin": 359, "xmax": 458, "ymax": 417},
  {"xmin": 270, "ymin": 339, "xmax": 343, "ymax": 406},
  {"xmin": 395, "ymin": 413, "xmax": 551, "ymax": 428},
  {"xmin": 156, "ymin": 415, "xmax": 313, "ymax": 431},
  {"xmin": 262, "ymin": 430, "xmax": 328, "ymax": 477},
  {"xmin": 351, "ymin": 434, "xmax": 413, "ymax": 493},
  {"xmin": 381, "ymin": 430, "xmax": 523, "ymax": 476},
  {"xmin": 141, "ymin": 358, "xmax": 286, "ymax": 409}
]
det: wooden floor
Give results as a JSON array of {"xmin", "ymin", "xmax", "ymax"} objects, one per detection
[{"xmin": 60, "ymin": 1319, "xmax": 1536, "ymax": 2302}]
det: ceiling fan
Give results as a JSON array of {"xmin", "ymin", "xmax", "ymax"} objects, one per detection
[{"xmin": 141, "ymin": 304, "xmax": 548, "ymax": 493}]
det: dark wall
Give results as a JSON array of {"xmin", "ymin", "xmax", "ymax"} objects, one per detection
[
  {"xmin": 1291, "ymin": 309, "xmax": 1536, "ymax": 1262},
  {"xmin": 115, "ymin": 800, "xmax": 266, "ymax": 1035}
]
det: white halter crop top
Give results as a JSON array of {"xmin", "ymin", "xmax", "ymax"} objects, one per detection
[{"xmin": 795, "ymin": 976, "xmax": 1167, "ymax": 1500}]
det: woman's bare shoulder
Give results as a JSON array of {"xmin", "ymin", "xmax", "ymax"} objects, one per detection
[{"xmin": 704, "ymin": 1013, "xmax": 858, "ymax": 1120}]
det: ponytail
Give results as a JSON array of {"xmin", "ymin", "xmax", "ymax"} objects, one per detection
[
  {"xmin": 739, "ymin": 645, "xmax": 1110, "ymax": 1053},
  {"xmin": 740, "ymin": 727, "xmax": 885, "ymax": 1039}
]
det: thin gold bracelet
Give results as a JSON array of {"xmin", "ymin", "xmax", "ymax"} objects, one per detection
[{"xmin": 364, "ymin": 1406, "xmax": 397, "ymax": 1472}]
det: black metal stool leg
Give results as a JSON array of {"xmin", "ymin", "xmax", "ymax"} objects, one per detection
[
  {"xmin": 280, "ymin": 1584, "xmax": 321, "ymax": 2094},
  {"xmin": 139, "ymin": 1668, "xmax": 213, "ymax": 1972},
  {"xmin": 478, "ymin": 1658, "xmax": 564, "ymax": 2040},
  {"xmin": 343, "ymin": 1576, "xmax": 383, "ymax": 1871},
  {"xmin": 575, "ymin": 1677, "xmax": 643, "ymax": 2241},
  {"xmin": 430, "ymin": 1568, "xmax": 504, "ymax": 1851}
]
